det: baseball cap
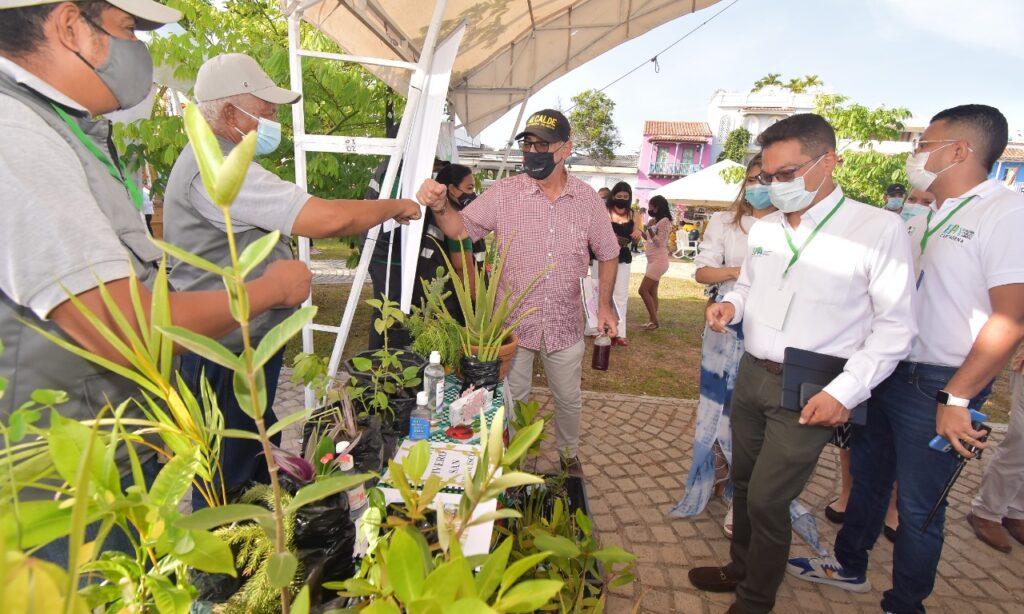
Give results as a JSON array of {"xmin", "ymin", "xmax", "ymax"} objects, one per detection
[
  {"xmin": 0, "ymin": 0, "xmax": 181, "ymax": 31},
  {"xmin": 515, "ymin": 109, "xmax": 571, "ymax": 143},
  {"xmin": 194, "ymin": 53, "xmax": 301, "ymax": 105},
  {"xmin": 885, "ymin": 183, "xmax": 907, "ymax": 196}
]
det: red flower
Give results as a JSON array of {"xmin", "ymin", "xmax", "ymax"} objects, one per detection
[{"xmin": 320, "ymin": 453, "xmax": 335, "ymax": 464}]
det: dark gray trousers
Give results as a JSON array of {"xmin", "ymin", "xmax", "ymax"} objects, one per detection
[{"xmin": 725, "ymin": 353, "xmax": 834, "ymax": 614}]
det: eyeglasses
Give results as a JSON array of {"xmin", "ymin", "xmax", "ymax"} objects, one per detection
[
  {"xmin": 518, "ymin": 139, "xmax": 561, "ymax": 153},
  {"xmin": 910, "ymin": 138, "xmax": 970, "ymax": 155},
  {"xmin": 756, "ymin": 153, "xmax": 825, "ymax": 185}
]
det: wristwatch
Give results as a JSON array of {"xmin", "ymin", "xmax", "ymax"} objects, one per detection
[{"xmin": 936, "ymin": 390, "xmax": 970, "ymax": 408}]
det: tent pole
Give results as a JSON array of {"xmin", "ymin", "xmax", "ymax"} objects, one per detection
[
  {"xmin": 287, "ymin": 11, "xmax": 319, "ymax": 410},
  {"xmin": 496, "ymin": 93, "xmax": 530, "ymax": 180},
  {"xmin": 323, "ymin": 0, "xmax": 450, "ymax": 383}
]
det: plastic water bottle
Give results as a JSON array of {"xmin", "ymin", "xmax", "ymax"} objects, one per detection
[
  {"xmin": 409, "ymin": 391, "xmax": 431, "ymax": 440},
  {"xmin": 424, "ymin": 351, "xmax": 446, "ymax": 412},
  {"xmin": 592, "ymin": 331, "xmax": 611, "ymax": 371},
  {"xmin": 337, "ymin": 453, "xmax": 367, "ymax": 522}
]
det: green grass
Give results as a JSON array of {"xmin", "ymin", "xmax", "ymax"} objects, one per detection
[
  {"xmin": 285, "ymin": 273, "xmax": 1014, "ymax": 421},
  {"xmin": 307, "ymin": 238, "xmax": 357, "ymax": 262},
  {"xmin": 286, "ymin": 274, "xmax": 709, "ymax": 400}
]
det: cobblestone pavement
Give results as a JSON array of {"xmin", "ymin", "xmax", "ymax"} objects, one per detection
[{"xmin": 273, "ymin": 371, "xmax": 1024, "ymax": 613}]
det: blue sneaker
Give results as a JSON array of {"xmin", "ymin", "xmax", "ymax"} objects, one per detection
[{"xmin": 786, "ymin": 556, "xmax": 871, "ymax": 593}]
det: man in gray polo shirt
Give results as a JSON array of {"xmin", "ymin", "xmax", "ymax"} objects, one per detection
[
  {"xmin": 0, "ymin": 0, "xmax": 311, "ymax": 563},
  {"xmin": 164, "ymin": 53, "xmax": 422, "ymax": 501}
]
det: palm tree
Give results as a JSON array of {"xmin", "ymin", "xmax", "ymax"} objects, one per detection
[
  {"xmin": 752, "ymin": 73, "xmax": 783, "ymax": 92},
  {"xmin": 786, "ymin": 77, "xmax": 806, "ymax": 93},
  {"xmin": 801, "ymin": 74, "xmax": 824, "ymax": 90}
]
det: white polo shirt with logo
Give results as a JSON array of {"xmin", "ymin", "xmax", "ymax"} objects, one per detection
[{"xmin": 906, "ymin": 179, "xmax": 1024, "ymax": 367}]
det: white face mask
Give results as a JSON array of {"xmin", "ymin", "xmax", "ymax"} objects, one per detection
[
  {"xmin": 905, "ymin": 141, "xmax": 970, "ymax": 191},
  {"xmin": 909, "ymin": 144, "xmax": 946, "ymax": 192},
  {"xmin": 768, "ymin": 155, "xmax": 825, "ymax": 213}
]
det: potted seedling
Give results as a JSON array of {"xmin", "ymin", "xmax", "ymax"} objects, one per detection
[
  {"xmin": 425, "ymin": 239, "xmax": 550, "ymax": 390},
  {"xmin": 405, "ymin": 268, "xmax": 464, "ymax": 371},
  {"xmin": 342, "ymin": 297, "xmax": 425, "ymax": 438}
]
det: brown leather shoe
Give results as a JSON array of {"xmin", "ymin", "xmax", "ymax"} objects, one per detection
[
  {"xmin": 688, "ymin": 566, "xmax": 741, "ymax": 592},
  {"xmin": 967, "ymin": 512, "xmax": 1012, "ymax": 553},
  {"xmin": 1003, "ymin": 517, "xmax": 1024, "ymax": 546}
]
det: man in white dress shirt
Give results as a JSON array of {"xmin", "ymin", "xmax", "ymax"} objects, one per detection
[
  {"xmin": 789, "ymin": 104, "xmax": 1024, "ymax": 613},
  {"xmin": 687, "ymin": 113, "xmax": 917, "ymax": 614}
]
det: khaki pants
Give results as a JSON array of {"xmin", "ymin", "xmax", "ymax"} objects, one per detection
[
  {"xmin": 508, "ymin": 337, "xmax": 586, "ymax": 457},
  {"xmin": 972, "ymin": 371, "xmax": 1024, "ymax": 521}
]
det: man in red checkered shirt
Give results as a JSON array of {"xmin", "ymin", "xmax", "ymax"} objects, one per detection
[{"xmin": 418, "ymin": 109, "xmax": 620, "ymax": 473}]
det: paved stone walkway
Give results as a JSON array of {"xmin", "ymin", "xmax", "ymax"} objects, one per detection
[{"xmin": 273, "ymin": 370, "xmax": 1024, "ymax": 613}]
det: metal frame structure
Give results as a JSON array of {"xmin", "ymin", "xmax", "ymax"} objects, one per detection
[{"xmin": 284, "ymin": 0, "xmax": 459, "ymax": 408}]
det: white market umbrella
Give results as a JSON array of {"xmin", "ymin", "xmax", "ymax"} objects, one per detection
[
  {"xmin": 650, "ymin": 159, "xmax": 744, "ymax": 207},
  {"xmin": 291, "ymin": 0, "xmax": 722, "ymax": 137}
]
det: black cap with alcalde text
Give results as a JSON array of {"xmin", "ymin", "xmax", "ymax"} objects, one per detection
[{"xmin": 515, "ymin": 109, "xmax": 571, "ymax": 143}]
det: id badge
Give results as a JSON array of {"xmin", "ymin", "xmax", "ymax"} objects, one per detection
[{"xmin": 760, "ymin": 286, "xmax": 794, "ymax": 331}]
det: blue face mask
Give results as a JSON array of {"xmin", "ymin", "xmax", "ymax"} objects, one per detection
[
  {"xmin": 233, "ymin": 104, "xmax": 282, "ymax": 155},
  {"xmin": 884, "ymin": 197, "xmax": 905, "ymax": 211},
  {"xmin": 745, "ymin": 185, "xmax": 773, "ymax": 210}
]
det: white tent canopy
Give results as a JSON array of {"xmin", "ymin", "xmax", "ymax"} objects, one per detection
[
  {"xmin": 650, "ymin": 159, "xmax": 743, "ymax": 207},
  {"xmin": 292, "ymin": 0, "xmax": 721, "ymax": 137}
]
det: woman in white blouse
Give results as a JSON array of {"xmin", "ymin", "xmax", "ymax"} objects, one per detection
[{"xmin": 670, "ymin": 154, "xmax": 776, "ymax": 535}]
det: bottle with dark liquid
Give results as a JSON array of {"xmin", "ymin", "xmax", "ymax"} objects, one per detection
[{"xmin": 592, "ymin": 332, "xmax": 611, "ymax": 371}]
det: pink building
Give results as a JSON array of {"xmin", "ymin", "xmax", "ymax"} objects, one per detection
[{"xmin": 635, "ymin": 120, "xmax": 714, "ymax": 210}]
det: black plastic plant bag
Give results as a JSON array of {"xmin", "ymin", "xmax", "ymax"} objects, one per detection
[{"xmin": 459, "ymin": 356, "xmax": 500, "ymax": 392}]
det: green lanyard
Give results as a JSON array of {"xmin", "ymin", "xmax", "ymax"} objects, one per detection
[
  {"xmin": 919, "ymin": 195, "xmax": 976, "ymax": 255},
  {"xmin": 782, "ymin": 196, "xmax": 846, "ymax": 278},
  {"xmin": 50, "ymin": 103, "xmax": 143, "ymax": 211}
]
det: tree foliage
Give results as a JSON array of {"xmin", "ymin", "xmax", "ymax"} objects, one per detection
[
  {"xmin": 752, "ymin": 73, "xmax": 823, "ymax": 93},
  {"xmin": 716, "ymin": 127, "xmax": 752, "ymax": 163},
  {"xmin": 834, "ymin": 150, "xmax": 909, "ymax": 206},
  {"xmin": 814, "ymin": 94, "xmax": 910, "ymax": 145},
  {"xmin": 117, "ymin": 0, "xmax": 401, "ymax": 199},
  {"xmin": 814, "ymin": 94, "xmax": 913, "ymax": 205},
  {"xmin": 567, "ymin": 89, "xmax": 621, "ymax": 162}
]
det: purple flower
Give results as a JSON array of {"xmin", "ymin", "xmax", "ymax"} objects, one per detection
[{"xmin": 265, "ymin": 446, "xmax": 315, "ymax": 484}]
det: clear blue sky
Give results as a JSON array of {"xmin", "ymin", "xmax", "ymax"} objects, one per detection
[{"xmin": 476, "ymin": 0, "xmax": 1024, "ymax": 153}]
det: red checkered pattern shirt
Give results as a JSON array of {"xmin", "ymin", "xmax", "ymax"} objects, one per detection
[{"xmin": 461, "ymin": 172, "xmax": 619, "ymax": 353}]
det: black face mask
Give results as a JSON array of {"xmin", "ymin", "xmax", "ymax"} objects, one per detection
[
  {"xmin": 611, "ymin": 199, "xmax": 630, "ymax": 209},
  {"xmin": 523, "ymin": 151, "xmax": 557, "ymax": 180},
  {"xmin": 457, "ymin": 192, "xmax": 476, "ymax": 208}
]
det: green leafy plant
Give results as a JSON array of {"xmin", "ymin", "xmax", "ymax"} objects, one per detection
[
  {"xmin": 346, "ymin": 297, "xmax": 423, "ymax": 420},
  {"xmin": 2, "ymin": 97, "xmax": 363, "ymax": 614},
  {"xmin": 213, "ymin": 484, "xmax": 299, "ymax": 614},
  {"xmin": 1, "ymin": 399, "xmax": 237, "ymax": 613},
  {"xmin": 716, "ymin": 127, "xmax": 752, "ymax": 164},
  {"xmin": 406, "ymin": 267, "xmax": 464, "ymax": 370},
  {"xmin": 328, "ymin": 406, "xmax": 570, "ymax": 611},
  {"xmin": 507, "ymin": 399, "xmax": 547, "ymax": 471},
  {"xmin": 427, "ymin": 240, "xmax": 551, "ymax": 363},
  {"xmin": 500, "ymin": 475, "xmax": 637, "ymax": 613}
]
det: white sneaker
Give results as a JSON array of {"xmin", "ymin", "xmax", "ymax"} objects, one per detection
[{"xmin": 786, "ymin": 555, "xmax": 871, "ymax": 593}]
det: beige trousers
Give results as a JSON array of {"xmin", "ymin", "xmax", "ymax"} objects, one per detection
[
  {"xmin": 507, "ymin": 337, "xmax": 586, "ymax": 457},
  {"xmin": 972, "ymin": 371, "xmax": 1024, "ymax": 521}
]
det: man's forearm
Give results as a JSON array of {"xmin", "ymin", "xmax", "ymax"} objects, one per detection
[
  {"xmin": 945, "ymin": 313, "xmax": 1024, "ymax": 399},
  {"xmin": 293, "ymin": 197, "xmax": 409, "ymax": 239},
  {"xmin": 597, "ymin": 258, "xmax": 617, "ymax": 309},
  {"xmin": 330, "ymin": 199, "xmax": 407, "ymax": 237},
  {"xmin": 432, "ymin": 206, "xmax": 470, "ymax": 241}
]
